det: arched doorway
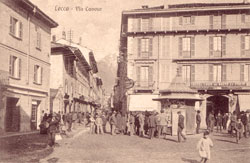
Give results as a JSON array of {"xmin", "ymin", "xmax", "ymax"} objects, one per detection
[{"xmin": 207, "ymin": 95, "xmax": 229, "ymax": 115}]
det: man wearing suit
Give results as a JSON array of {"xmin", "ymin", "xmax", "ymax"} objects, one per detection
[
  {"xmin": 196, "ymin": 110, "xmax": 201, "ymax": 134},
  {"xmin": 47, "ymin": 113, "xmax": 59, "ymax": 147},
  {"xmin": 177, "ymin": 111, "xmax": 186, "ymax": 143},
  {"xmin": 148, "ymin": 111, "xmax": 157, "ymax": 139}
]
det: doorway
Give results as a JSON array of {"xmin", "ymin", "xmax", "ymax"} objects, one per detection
[
  {"xmin": 5, "ymin": 97, "xmax": 20, "ymax": 132},
  {"xmin": 207, "ymin": 95, "xmax": 229, "ymax": 115},
  {"xmin": 31, "ymin": 100, "xmax": 40, "ymax": 131}
]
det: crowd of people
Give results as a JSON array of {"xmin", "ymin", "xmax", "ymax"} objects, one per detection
[{"xmin": 204, "ymin": 110, "xmax": 250, "ymax": 144}]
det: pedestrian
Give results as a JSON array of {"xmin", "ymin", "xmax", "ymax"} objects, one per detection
[
  {"xmin": 101, "ymin": 112, "xmax": 107, "ymax": 133},
  {"xmin": 197, "ymin": 130, "xmax": 213, "ymax": 163},
  {"xmin": 72, "ymin": 111, "xmax": 78, "ymax": 129},
  {"xmin": 128, "ymin": 112, "xmax": 135, "ymax": 136},
  {"xmin": 222, "ymin": 113, "xmax": 229, "ymax": 130},
  {"xmin": 77, "ymin": 112, "xmax": 82, "ymax": 125},
  {"xmin": 138, "ymin": 112, "xmax": 145, "ymax": 137},
  {"xmin": 109, "ymin": 111, "xmax": 117, "ymax": 135},
  {"xmin": 177, "ymin": 111, "xmax": 186, "ymax": 143},
  {"xmin": 47, "ymin": 113, "xmax": 60, "ymax": 147},
  {"xmin": 208, "ymin": 111, "xmax": 215, "ymax": 133},
  {"xmin": 89, "ymin": 113, "xmax": 95, "ymax": 134},
  {"xmin": 95, "ymin": 114, "xmax": 103, "ymax": 134},
  {"xmin": 216, "ymin": 112, "xmax": 223, "ymax": 132},
  {"xmin": 66, "ymin": 112, "xmax": 73, "ymax": 132},
  {"xmin": 230, "ymin": 111, "xmax": 237, "ymax": 137},
  {"xmin": 144, "ymin": 111, "xmax": 149, "ymax": 135},
  {"xmin": 235, "ymin": 118, "xmax": 244, "ymax": 144},
  {"xmin": 196, "ymin": 110, "xmax": 201, "ymax": 134},
  {"xmin": 157, "ymin": 110, "xmax": 168, "ymax": 138},
  {"xmin": 241, "ymin": 111, "xmax": 248, "ymax": 138},
  {"xmin": 148, "ymin": 111, "xmax": 157, "ymax": 139}
]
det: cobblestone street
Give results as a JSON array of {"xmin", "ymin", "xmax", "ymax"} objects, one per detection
[{"xmin": 40, "ymin": 130, "xmax": 250, "ymax": 163}]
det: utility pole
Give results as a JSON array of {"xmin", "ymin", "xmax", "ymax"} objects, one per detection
[{"xmin": 68, "ymin": 29, "xmax": 74, "ymax": 45}]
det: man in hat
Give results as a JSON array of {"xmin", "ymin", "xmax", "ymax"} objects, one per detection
[
  {"xmin": 148, "ymin": 111, "xmax": 157, "ymax": 139},
  {"xmin": 47, "ymin": 112, "xmax": 59, "ymax": 147},
  {"xmin": 177, "ymin": 111, "xmax": 186, "ymax": 143},
  {"xmin": 109, "ymin": 111, "xmax": 117, "ymax": 135},
  {"xmin": 196, "ymin": 110, "xmax": 201, "ymax": 134},
  {"xmin": 235, "ymin": 118, "xmax": 244, "ymax": 143}
]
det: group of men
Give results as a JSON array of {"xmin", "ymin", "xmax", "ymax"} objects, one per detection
[
  {"xmin": 196, "ymin": 110, "xmax": 250, "ymax": 143},
  {"xmin": 107, "ymin": 110, "xmax": 187, "ymax": 143}
]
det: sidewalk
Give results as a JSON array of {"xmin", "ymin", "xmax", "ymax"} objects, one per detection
[
  {"xmin": 0, "ymin": 130, "xmax": 39, "ymax": 139},
  {"xmin": 0, "ymin": 124, "xmax": 89, "ymax": 163}
]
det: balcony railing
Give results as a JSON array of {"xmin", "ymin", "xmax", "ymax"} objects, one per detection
[
  {"xmin": 190, "ymin": 80, "xmax": 250, "ymax": 89},
  {"xmin": 134, "ymin": 81, "xmax": 155, "ymax": 89},
  {"xmin": 123, "ymin": 21, "xmax": 250, "ymax": 34}
]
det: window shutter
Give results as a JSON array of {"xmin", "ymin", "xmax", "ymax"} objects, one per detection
[
  {"xmin": 179, "ymin": 16, "xmax": 183, "ymax": 25},
  {"xmin": 209, "ymin": 36, "xmax": 214, "ymax": 56},
  {"xmin": 132, "ymin": 18, "xmax": 136, "ymax": 32},
  {"xmin": 209, "ymin": 65, "xmax": 213, "ymax": 81},
  {"xmin": 148, "ymin": 66, "xmax": 153, "ymax": 83},
  {"xmin": 9, "ymin": 55, "xmax": 13, "ymax": 76},
  {"xmin": 149, "ymin": 38, "xmax": 153, "ymax": 57},
  {"xmin": 241, "ymin": 35, "xmax": 245, "ymax": 56},
  {"xmin": 177, "ymin": 65, "xmax": 182, "ymax": 77},
  {"xmin": 191, "ymin": 37, "xmax": 195, "ymax": 57},
  {"xmin": 34, "ymin": 66, "xmax": 37, "ymax": 82},
  {"xmin": 222, "ymin": 36, "xmax": 226, "ymax": 56},
  {"xmin": 10, "ymin": 16, "xmax": 13, "ymax": 34},
  {"xmin": 18, "ymin": 58, "xmax": 21, "ymax": 79},
  {"xmin": 222, "ymin": 64, "xmax": 227, "ymax": 81},
  {"xmin": 19, "ymin": 22, "xmax": 23, "ymax": 39},
  {"xmin": 136, "ymin": 66, "xmax": 140, "ymax": 85},
  {"xmin": 138, "ymin": 38, "xmax": 141, "ymax": 58},
  {"xmin": 191, "ymin": 65, "xmax": 195, "ymax": 82},
  {"xmin": 191, "ymin": 16, "xmax": 195, "ymax": 25},
  {"xmin": 149, "ymin": 18, "xmax": 153, "ymax": 31},
  {"xmin": 242, "ymin": 14, "xmax": 246, "ymax": 23},
  {"xmin": 209, "ymin": 15, "xmax": 213, "ymax": 29},
  {"xmin": 240, "ymin": 64, "xmax": 244, "ymax": 81},
  {"xmin": 137, "ymin": 18, "xmax": 141, "ymax": 32},
  {"xmin": 221, "ymin": 14, "xmax": 226, "ymax": 29},
  {"xmin": 179, "ymin": 37, "xmax": 182, "ymax": 57},
  {"xmin": 162, "ymin": 37, "xmax": 166, "ymax": 57},
  {"xmin": 40, "ymin": 67, "xmax": 43, "ymax": 84}
]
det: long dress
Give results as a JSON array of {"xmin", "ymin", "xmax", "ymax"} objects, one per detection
[{"xmin": 197, "ymin": 137, "xmax": 213, "ymax": 159}]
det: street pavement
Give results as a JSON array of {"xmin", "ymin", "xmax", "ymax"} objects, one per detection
[{"xmin": 39, "ymin": 130, "xmax": 250, "ymax": 163}]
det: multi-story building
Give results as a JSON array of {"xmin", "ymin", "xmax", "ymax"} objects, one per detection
[
  {"xmin": 0, "ymin": 0, "xmax": 58, "ymax": 133},
  {"xmin": 116, "ymin": 2, "xmax": 250, "ymax": 127},
  {"xmin": 50, "ymin": 42, "xmax": 91, "ymax": 114},
  {"xmin": 50, "ymin": 37, "xmax": 103, "ymax": 113}
]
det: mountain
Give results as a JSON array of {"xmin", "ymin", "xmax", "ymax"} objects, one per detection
[{"xmin": 97, "ymin": 53, "xmax": 117, "ymax": 95}]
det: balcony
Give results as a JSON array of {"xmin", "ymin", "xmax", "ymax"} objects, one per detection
[
  {"xmin": 190, "ymin": 80, "xmax": 250, "ymax": 90},
  {"xmin": 134, "ymin": 81, "xmax": 155, "ymax": 90},
  {"xmin": 123, "ymin": 21, "xmax": 250, "ymax": 36}
]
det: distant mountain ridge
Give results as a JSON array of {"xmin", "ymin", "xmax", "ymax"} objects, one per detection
[{"xmin": 97, "ymin": 53, "xmax": 117, "ymax": 95}]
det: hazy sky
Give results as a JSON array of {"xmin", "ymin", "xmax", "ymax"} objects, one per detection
[{"xmin": 30, "ymin": 0, "xmax": 243, "ymax": 61}]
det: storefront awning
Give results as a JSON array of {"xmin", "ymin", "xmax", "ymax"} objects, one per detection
[
  {"xmin": 238, "ymin": 95, "xmax": 250, "ymax": 112},
  {"xmin": 128, "ymin": 94, "xmax": 159, "ymax": 111}
]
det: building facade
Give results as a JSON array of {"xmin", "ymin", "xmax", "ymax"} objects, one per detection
[
  {"xmin": 50, "ymin": 38, "xmax": 103, "ymax": 114},
  {"xmin": 116, "ymin": 2, "xmax": 250, "ymax": 127},
  {"xmin": 0, "ymin": 0, "xmax": 58, "ymax": 133}
]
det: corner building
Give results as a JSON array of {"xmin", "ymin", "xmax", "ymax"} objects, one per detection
[
  {"xmin": 0, "ymin": 0, "xmax": 58, "ymax": 133},
  {"xmin": 117, "ymin": 3, "xmax": 250, "ymax": 127}
]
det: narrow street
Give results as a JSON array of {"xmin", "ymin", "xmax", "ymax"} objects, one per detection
[{"xmin": 40, "ymin": 130, "xmax": 250, "ymax": 163}]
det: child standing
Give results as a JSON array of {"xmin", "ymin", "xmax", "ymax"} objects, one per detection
[
  {"xmin": 89, "ymin": 114, "xmax": 96, "ymax": 134},
  {"xmin": 197, "ymin": 131, "xmax": 213, "ymax": 163}
]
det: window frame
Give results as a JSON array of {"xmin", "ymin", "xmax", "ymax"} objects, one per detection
[
  {"xmin": 9, "ymin": 16, "xmax": 23, "ymax": 40},
  {"xmin": 33, "ymin": 65, "xmax": 42, "ymax": 85}
]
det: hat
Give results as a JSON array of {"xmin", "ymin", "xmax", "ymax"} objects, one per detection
[{"xmin": 177, "ymin": 111, "xmax": 181, "ymax": 114}]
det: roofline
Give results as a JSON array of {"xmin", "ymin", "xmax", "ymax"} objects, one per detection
[
  {"xmin": 122, "ymin": 4, "xmax": 250, "ymax": 16},
  {"xmin": 20, "ymin": 0, "xmax": 58, "ymax": 28}
]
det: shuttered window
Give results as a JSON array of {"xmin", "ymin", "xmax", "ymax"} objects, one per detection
[
  {"xmin": 210, "ymin": 36, "xmax": 226, "ymax": 57},
  {"xmin": 182, "ymin": 65, "xmax": 191, "ymax": 83},
  {"xmin": 213, "ymin": 65, "xmax": 222, "ymax": 82},
  {"xmin": 241, "ymin": 64, "xmax": 250, "ymax": 82},
  {"xmin": 180, "ymin": 37, "xmax": 195, "ymax": 58},
  {"xmin": 35, "ymin": 26, "xmax": 42, "ymax": 50},
  {"xmin": 9, "ymin": 55, "xmax": 21, "ymax": 79},
  {"xmin": 241, "ymin": 35, "xmax": 250, "ymax": 56},
  {"xmin": 34, "ymin": 65, "xmax": 42, "ymax": 84},
  {"xmin": 141, "ymin": 18, "xmax": 149, "ymax": 31},
  {"xmin": 139, "ymin": 38, "xmax": 153, "ymax": 58},
  {"xmin": 9, "ymin": 16, "xmax": 23, "ymax": 39}
]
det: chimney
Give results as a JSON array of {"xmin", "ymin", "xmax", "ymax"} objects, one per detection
[
  {"xmin": 78, "ymin": 37, "xmax": 82, "ymax": 45},
  {"xmin": 142, "ymin": 5, "xmax": 148, "ymax": 9},
  {"xmin": 62, "ymin": 31, "xmax": 66, "ymax": 40},
  {"xmin": 244, "ymin": 0, "xmax": 250, "ymax": 3},
  {"xmin": 52, "ymin": 35, "xmax": 56, "ymax": 42}
]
